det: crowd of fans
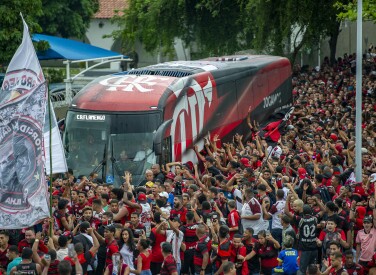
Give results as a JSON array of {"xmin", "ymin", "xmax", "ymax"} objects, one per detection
[{"xmin": 0, "ymin": 52, "xmax": 376, "ymax": 275}]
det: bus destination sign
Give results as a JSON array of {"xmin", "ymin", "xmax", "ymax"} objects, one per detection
[{"xmin": 76, "ymin": 114, "xmax": 106, "ymax": 121}]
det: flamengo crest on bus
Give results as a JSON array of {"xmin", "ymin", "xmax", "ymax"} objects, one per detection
[{"xmin": 99, "ymin": 75, "xmax": 172, "ymax": 93}]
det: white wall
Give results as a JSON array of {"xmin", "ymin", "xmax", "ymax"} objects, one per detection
[
  {"xmin": 86, "ymin": 18, "xmax": 178, "ymax": 67},
  {"xmin": 86, "ymin": 19, "xmax": 119, "ymax": 51}
]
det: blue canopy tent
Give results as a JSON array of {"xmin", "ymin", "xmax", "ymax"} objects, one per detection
[
  {"xmin": 33, "ymin": 34, "xmax": 123, "ymax": 60},
  {"xmin": 32, "ymin": 34, "xmax": 131, "ymax": 106}
]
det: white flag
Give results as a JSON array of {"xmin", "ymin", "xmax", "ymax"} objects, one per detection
[
  {"xmin": 0, "ymin": 17, "xmax": 55, "ymax": 228},
  {"xmin": 1, "ymin": 15, "xmax": 67, "ymax": 175},
  {"xmin": 44, "ymin": 101, "xmax": 67, "ymax": 174}
]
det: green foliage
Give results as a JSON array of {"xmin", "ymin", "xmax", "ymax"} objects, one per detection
[
  {"xmin": 43, "ymin": 68, "xmax": 65, "ymax": 83},
  {"xmin": 111, "ymin": 0, "xmax": 347, "ymax": 64},
  {"xmin": 38, "ymin": 0, "xmax": 99, "ymax": 38},
  {"xmin": 336, "ymin": 0, "xmax": 376, "ymax": 22},
  {"xmin": 0, "ymin": 0, "xmax": 43, "ymax": 64},
  {"xmin": 111, "ymin": 0, "xmax": 255, "ymax": 57},
  {"xmin": 0, "ymin": 0, "xmax": 98, "ymax": 65},
  {"xmin": 245, "ymin": 0, "xmax": 349, "ymax": 64}
]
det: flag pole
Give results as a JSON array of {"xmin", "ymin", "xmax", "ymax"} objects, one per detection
[
  {"xmin": 48, "ymin": 82, "xmax": 54, "ymax": 236},
  {"xmin": 355, "ymin": 0, "xmax": 363, "ymax": 182}
]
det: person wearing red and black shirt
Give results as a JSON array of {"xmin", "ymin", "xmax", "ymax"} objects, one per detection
[
  {"xmin": 81, "ymin": 207, "xmax": 101, "ymax": 230},
  {"xmin": 227, "ymin": 201, "xmax": 239, "ymax": 240},
  {"xmin": 160, "ymin": 242, "xmax": 178, "ymax": 275},
  {"xmin": 322, "ymin": 251, "xmax": 347, "ymax": 275},
  {"xmin": 230, "ymin": 234, "xmax": 248, "ymax": 275},
  {"xmin": 127, "ymin": 212, "xmax": 146, "ymax": 240},
  {"xmin": 225, "ymin": 161, "xmax": 239, "ymax": 181},
  {"xmin": 215, "ymin": 226, "xmax": 231, "ymax": 275},
  {"xmin": 317, "ymin": 217, "xmax": 348, "ymax": 258},
  {"xmin": 244, "ymin": 230, "xmax": 280, "ymax": 275},
  {"xmin": 71, "ymin": 191, "xmax": 90, "ymax": 220},
  {"xmin": 0, "ymin": 231, "xmax": 9, "ymax": 270},
  {"xmin": 94, "ymin": 225, "xmax": 119, "ymax": 269},
  {"xmin": 242, "ymin": 228, "xmax": 260, "ymax": 275},
  {"xmin": 170, "ymin": 196, "xmax": 187, "ymax": 224},
  {"xmin": 193, "ymin": 224, "xmax": 212, "ymax": 275},
  {"xmin": 18, "ymin": 228, "xmax": 48, "ymax": 254},
  {"xmin": 54, "ymin": 199, "xmax": 72, "ymax": 232},
  {"xmin": 344, "ymin": 250, "xmax": 364, "ymax": 275},
  {"xmin": 180, "ymin": 211, "xmax": 198, "ymax": 275}
]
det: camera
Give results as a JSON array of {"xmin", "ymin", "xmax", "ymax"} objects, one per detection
[
  {"xmin": 175, "ymin": 181, "xmax": 182, "ymax": 196},
  {"xmin": 134, "ymin": 229, "xmax": 143, "ymax": 235},
  {"xmin": 44, "ymin": 236, "xmax": 49, "ymax": 245},
  {"xmin": 68, "ymin": 244, "xmax": 75, "ymax": 258},
  {"xmin": 211, "ymin": 213, "xmax": 219, "ymax": 222}
]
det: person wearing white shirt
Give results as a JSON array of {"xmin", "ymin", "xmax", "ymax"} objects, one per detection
[
  {"xmin": 133, "ymin": 142, "xmax": 156, "ymax": 164},
  {"xmin": 119, "ymin": 227, "xmax": 136, "ymax": 274},
  {"xmin": 166, "ymin": 217, "xmax": 184, "ymax": 275},
  {"xmin": 241, "ymin": 188, "xmax": 267, "ymax": 236},
  {"xmin": 56, "ymin": 235, "xmax": 69, "ymax": 261},
  {"xmin": 263, "ymin": 189, "xmax": 286, "ymax": 245}
]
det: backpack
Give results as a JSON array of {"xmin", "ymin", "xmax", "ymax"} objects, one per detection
[{"xmin": 318, "ymin": 186, "xmax": 331, "ymax": 203}]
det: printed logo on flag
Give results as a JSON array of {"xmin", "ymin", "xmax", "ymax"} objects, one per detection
[
  {"xmin": 0, "ymin": 16, "xmax": 53, "ymax": 229},
  {"xmin": 0, "ymin": 117, "xmax": 42, "ymax": 209},
  {"xmin": 0, "ymin": 83, "xmax": 49, "ymax": 228}
]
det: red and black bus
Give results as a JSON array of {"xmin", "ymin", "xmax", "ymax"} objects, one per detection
[{"xmin": 63, "ymin": 55, "xmax": 292, "ymax": 185}]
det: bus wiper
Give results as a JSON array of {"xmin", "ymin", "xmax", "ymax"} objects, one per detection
[
  {"xmin": 110, "ymin": 142, "xmax": 124, "ymax": 183},
  {"xmin": 91, "ymin": 143, "xmax": 107, "ymax": 181}
]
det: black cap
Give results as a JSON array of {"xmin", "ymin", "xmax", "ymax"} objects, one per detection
[
  {"xmin": 303, "ymin": 205, "xmax": 312, "ymax": 215},
  {"xmin": 363, "ymin": 216, "xmax": 373, "ymax": 223},
  {"xmin": 171, "ymin": 216, "xmax": 182, "ymax": 224},
  {"xmin": 161, "ymin": 242, "xmax": 172, "ymax": 253},
  {"xmin": 104, "ymin": 225, "xmax": 116, "ymax": 233}
]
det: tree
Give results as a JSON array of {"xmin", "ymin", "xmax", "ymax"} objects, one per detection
[
  {"xmin": 246, "ymin": 0, "xmax": 347, "ymax": 65},
  {"xmin": 111, "ymin": 0, "xmax": 348, "ymax": 65},
  {"xmin": 336, "ymin": 0, "xmax": 376, "ymax": 22},
  {"xmin": 111, "ymin": 0, "xmax": 255, "ymax": 58},
  {"xmin": 38, "ymin": 0, "xmax": 99, "ymax": 39},
  {"xmin": 0, "ymin": 0, "xmax": 99, "ymax": 65},
  {"xmin": 0, "ymin": 1, "xmax": 43, "ymax": 64}
]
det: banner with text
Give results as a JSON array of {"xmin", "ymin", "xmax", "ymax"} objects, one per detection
[
  {"xmin": 0, "ymin": 17, "xmax": 51, "ymax": 228},
  {"xmin": 0, "ymin": 82, "xmax": 50, "ymax": 228}
]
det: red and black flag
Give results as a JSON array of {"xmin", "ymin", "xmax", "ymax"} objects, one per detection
[{"xmin": 258, "ymin": 107, "xmax": 294, "ymax": 146}]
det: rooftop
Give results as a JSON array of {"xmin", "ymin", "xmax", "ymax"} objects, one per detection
[{"xmin": 94, "ymin": 0, "xmax": 128, "ymax": 19}]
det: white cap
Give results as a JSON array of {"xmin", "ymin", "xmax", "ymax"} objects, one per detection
[
  {"xmin": 370, "ymin": 173, "xmax": 376, "ymax": 183},
  {"xmin": 159, "ymin": 192, "xmax": 169, "ymax": 199},
  {"xmin": 361, "ymin": 148, "xmax": 368, "ymax": 154}
]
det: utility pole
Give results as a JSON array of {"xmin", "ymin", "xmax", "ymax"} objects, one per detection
[{"xmin": 355, "ymin": 0, "xmax": 362, "ymax": 182}]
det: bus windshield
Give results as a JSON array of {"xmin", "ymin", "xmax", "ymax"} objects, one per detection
[{"xmin": 64, "ymin": 110, "xmax": 161, "ymax": 186}]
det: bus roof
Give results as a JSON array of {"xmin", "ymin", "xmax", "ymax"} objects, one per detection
[{"xmin": 71, "ymin": 55, "xmax": 289, "ymax": 112}]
